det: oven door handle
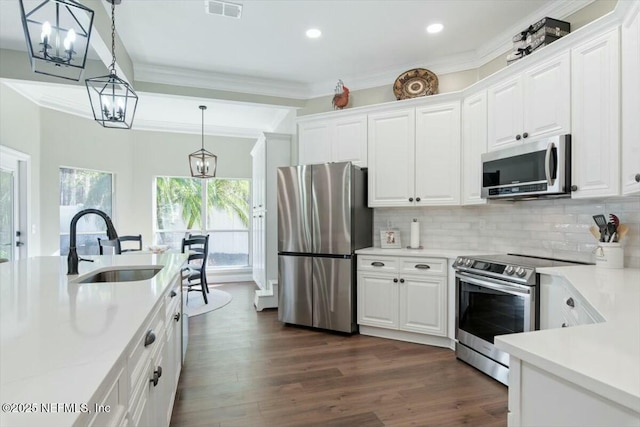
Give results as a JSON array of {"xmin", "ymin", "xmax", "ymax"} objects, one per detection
[{"xmin": 456, "ymin": 272, "xmax": 532, "ymax": 296}]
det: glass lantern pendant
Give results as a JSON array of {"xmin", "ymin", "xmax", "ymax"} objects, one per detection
[
  {"xmin": 85, "ymin": 0, "xmax": 138, "ymax": 129},
  {"xmin": 19, "ymin": 0, "xmax": 95, "ymax": 81},
  {"xmin": 189, "ymin": 106, "xmax": 218, "ymax": 179}
]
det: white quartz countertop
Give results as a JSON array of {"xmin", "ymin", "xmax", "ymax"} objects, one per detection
[
  {"xmin": 355, "ymin": 247, "xmax": 493, "ymax": 260},
  {"xmin": 0, "ymin": 254, "xmax": 187, "ymax": 427},
  {"xmin": 495, "ymin": 266, "xmax": 640, "ymax": 412}
]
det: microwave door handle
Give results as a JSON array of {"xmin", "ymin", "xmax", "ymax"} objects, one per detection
[{"xmin": 545, "ymin": 142, "xmax": 555, "ymax": 186}]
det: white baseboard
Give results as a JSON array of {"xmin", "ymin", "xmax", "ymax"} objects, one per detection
[
  {"xmin": 254, "ymin": 280, "xmax": 278, "ymax": 311},
  {"xmin": 205, "ymin": 271, "xmax": 253, "ymax": 284},
  {"xmin": 359, "ymin": 325, "xmax": 454, "ymax": 349}
]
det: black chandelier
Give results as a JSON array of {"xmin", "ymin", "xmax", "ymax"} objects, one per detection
[
  {"xmin": 189, "ymin": 106, "xmax": 218, "ymax": 179},
  {"xmin": 85, "ymin": 0, "xmax": 137, "ymax": 129},
  {"xmin": 19, "ymin": 0, "xmax": 94, "ymax": 81}
]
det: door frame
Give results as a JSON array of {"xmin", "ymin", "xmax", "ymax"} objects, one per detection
[{"xmin": 0, "ymin": 145, "xmax": 31, "ymax": 259}]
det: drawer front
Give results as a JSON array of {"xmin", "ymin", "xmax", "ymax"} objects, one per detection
[
  {"xmin": 164, "ymin": 276, "xmax": 181, "ymax": 318},
  {"xmin": 398, "ymin": 257, "xmax": 446, "ymax": 275},
  {"xmin": 127, "ymin": 303, "xmax": 165, "ymax": 393},
  {"xmin": 357, "ymin": 255, "xmax": 399, "ymax": 272}
]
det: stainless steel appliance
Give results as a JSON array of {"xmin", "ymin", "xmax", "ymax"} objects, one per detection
[
  {"xmin": 454, "ymin": 253, "xmax": 585, "ymax": 385},
  {"xmin": 481, "ymin": 134, "xmax": 571, "ymax": 200},
  {"xmin": 277, "ymin": 162, "xmax": 372, "ymax": 333}
]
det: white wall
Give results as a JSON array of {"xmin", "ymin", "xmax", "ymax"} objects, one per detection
[
  {"xmin": 0, "ymin": 84, "xmax": 41, "ymax": 255},
  {"xmin": 131, "ymin": 129, "xmax": 255, "ymax": 244},
  {"xmin": 374, "ymin": 197, "xmax": 640, "ymax": 268},
  {"xmin": 1, "ymin": 92, "xmax": 255, "ymax": 256}
]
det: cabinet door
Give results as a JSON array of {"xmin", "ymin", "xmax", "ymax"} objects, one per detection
[
  {"xmin": 333, "ymin": 115, "xmax": 367, "ymax": 167},
  {"xmin": 298, "ymin": 121, "xmax": 332, "ymax": 165},
  {"xmin": 415, "ymin": 102, "xmax": 461, "ymax": 205},
  {"xmin": 487, "ymin": 75, "xmax": 523, "ymax": 151},
  {"xmin": 357, "ymin": 271, "xmax": 398, "ymax": 329},
  {"xmin": 622, "ymin": 4, "xmax": 640, "ymax": 195},
  {"xmin": 398, "ymin": 275, "xmax": 446, "ymax": 336},
  {"xmin": 462, "ymin": 91, "xmax": 487, "ymax": 205},
  {"xmin": 367, "ymin": 109, "xmax": 415, "ymax": 207},
  {"xmin": 571, "ymin": 29, "xmax": 621, "ymax": 198},
  {"xmin": 522, "ymin": 51, "xmax": 571, "ymax": 141}
]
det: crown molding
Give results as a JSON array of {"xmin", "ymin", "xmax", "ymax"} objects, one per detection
[
  {"xmin": 134, "ymin": 63, "xmax": 311, "ymax": 100},
  {"xmin": 132, "ymin": 120, "xmax": 263, "ymax": 139}
]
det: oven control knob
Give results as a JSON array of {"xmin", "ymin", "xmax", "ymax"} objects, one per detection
[
  {"xmin": 455, "ymin": 257, "xmax": 465, "ymax": 266},
  {"xmin": 464, "ymin": 259, "xmax": 473, "ymax": 267},
  {"xmin": 505, "ymin": 265, "xmax": 515, "ymax": 275},
  {"xmin": 515, "ymin": 267, "xmax": 527, "ymax": 277}
]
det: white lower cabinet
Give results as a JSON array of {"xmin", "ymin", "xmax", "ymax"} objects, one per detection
[
  {"xmin": 357, "ymin": 255, "xmax": 447, "ymax": 343},
  {"xmin": 124, "ymin": 274, "xmax": 182, "ymax": 427},
  {"xmin": 539, "ymin": 274, "xmax": 603, "ymax": 330},
  {"xmin": 508, "ymin": 357, "xmax": 640, "ymax": 427}
]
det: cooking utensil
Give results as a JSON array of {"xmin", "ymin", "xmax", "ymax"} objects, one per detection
[
  {"xmin": 588, "ymin": 226, "xmax": 600, "ymax": 241},
  {"xmin": 616, "ymin": 224, "xmax": 629, "ymax": 242},
  {"xmin": 609, "ymin": 214, "xmax": 620, "ymax": 228},
  {"xmin": 592, "ymin": 215, "xmax": 607, "ymax": 241},
  {"xmin": 607, "ymin": 222, "xmax": 617, "ymax": 242}
]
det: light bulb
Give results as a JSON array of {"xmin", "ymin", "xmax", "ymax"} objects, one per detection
[
  {"xmin": 101, "ymin": 96, "xmax": 110, "ymax": 108},
  {"xmin": 64, "ymin": 28, "xmax": 76, "ymax": 50},
  {"xmin": 41, "ymin": 21, "xmax": 51, "ymax": 42}
]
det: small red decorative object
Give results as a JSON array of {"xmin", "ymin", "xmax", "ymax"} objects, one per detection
[{"xmin": 332, "ymin": 79, "xmax": 350, "ymax": 110}]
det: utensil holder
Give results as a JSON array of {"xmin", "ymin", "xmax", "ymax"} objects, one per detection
[{"xmin": 594, "ymin": 242, "xmax": 624, "ymax": 269}]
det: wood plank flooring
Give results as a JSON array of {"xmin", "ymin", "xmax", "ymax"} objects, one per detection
[{"xmin": 170, "ymin": 282, "xmax": 507, "ymax": 427}]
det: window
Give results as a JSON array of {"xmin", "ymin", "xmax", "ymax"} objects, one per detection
[
  {"xmin": 155, "ymin": 177, "xmax": 249, "ymax": 269},
  {"xmin": 59, "ymin": 167, "xmax": 113, "ymax": 255}
]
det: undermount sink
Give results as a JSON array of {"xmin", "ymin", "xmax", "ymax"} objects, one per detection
[{"xmin": 76, "ymin": 267, "xmax": 163, "ymax": 284}]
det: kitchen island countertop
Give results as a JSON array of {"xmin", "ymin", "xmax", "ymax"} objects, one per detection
[
  {"xmin": 0, "ymin": 254, "xmax": 188, "ymax": 427},
  {"xmin": 495, "ymin": 266, "xmax": 640, "ymax": 413}
]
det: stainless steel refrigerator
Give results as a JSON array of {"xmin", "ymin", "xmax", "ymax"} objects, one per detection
[{"xmin": 277, "ymin": 162, "xmax": 372, "ymax": 333}]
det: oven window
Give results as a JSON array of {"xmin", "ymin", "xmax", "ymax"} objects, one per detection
[{"xmin": 458, "ymin": 281, "xmax": 525, "ymax": 343}]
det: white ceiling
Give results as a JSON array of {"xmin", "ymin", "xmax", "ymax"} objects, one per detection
[{"xmin": 0, "ymin": 0, "xmax": 593, "ymax": 136}]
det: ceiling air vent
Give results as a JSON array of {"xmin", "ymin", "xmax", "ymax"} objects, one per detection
[{"xmin": 205, "ymin": 1, "xmax": 243, "ymax": 19}]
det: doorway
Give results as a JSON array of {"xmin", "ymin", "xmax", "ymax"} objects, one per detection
[{"xmin": 0, "ymin": 146, "xmax": 29, "ymax": 261}]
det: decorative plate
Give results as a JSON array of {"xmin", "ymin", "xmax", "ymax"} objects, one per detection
[{"xmin": 393, "ymin": 68, "xmax": 438, "ymax": 100}]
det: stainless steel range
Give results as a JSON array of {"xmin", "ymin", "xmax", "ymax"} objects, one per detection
[{"xmin": 453, "ymin": 253, "xmax": 585, "ymax": 385}]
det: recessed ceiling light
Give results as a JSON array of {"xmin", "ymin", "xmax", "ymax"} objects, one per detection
[
  {"xmin": 306, "ymin": 28, "xmax": 322, "ymax": 39},
  {"xmin": 426, "ymin": 23, "xmax": 444, "ymax": 34}
]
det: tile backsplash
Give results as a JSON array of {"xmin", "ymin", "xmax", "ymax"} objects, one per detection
[{"xmin": 373, "ymin": 197, "xmax": 640, "ymax": 267}]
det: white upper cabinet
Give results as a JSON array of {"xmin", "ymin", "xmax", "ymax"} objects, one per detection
[
  {"xmin": 622, "ymin": 4, "xmax": 640, "ymax": 195},
  {"xmin": 415, "ymin": 102, "xmax": 461, "ymax": 205},
  {"xmin": 298, "ymin": 114, "xmax": 367, "ymax": 166},
  {"xmin": 488, "ymin": 52, "xmax": 570, "ymax": 151},
  {"xmin": 462, "ymin": 90, "xmax": 488, "ymax": 205},
  {"xmin": 368, "ymin": 108, "xmax": 416, "ymax": 207},
  {"xmin": 368, "ymin": 101, "xmax": 461, "ymax": 207},
  {"xmin": 571, "ymin": 29, "xmax": 620, "ymax": 198}
]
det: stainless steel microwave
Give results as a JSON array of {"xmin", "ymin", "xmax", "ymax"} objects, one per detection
[{"xmin": 481, "ymin": 135, "xmax": 571, "ymax": 200}]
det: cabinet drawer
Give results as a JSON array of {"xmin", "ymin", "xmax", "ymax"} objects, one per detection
[
  {"xmin": 398, "ymin": 257, "xmax": 446, "ymax": 275},
  {"xmin": 357, "ymin": 255, "xmax": 399, "ymax": 272},
  {"xmin": 127, "ymin": 303, "xmax": 165, "ymax": 393},
  {"xmin": 164, "ymin": 279, "xmax": 181, "ymax": 318}
]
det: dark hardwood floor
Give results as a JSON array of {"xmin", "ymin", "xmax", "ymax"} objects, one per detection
[{"xmin": 170, "ymin": 282, "xmax": 507, "ymax": 427}]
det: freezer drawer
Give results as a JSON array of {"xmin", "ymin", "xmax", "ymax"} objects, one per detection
[
  {"xmin": 278, "ymin": 255, "xmax": 312, "ymax": 327},
  {"xmin": 313, "ymin": 257, "xmax": 356, "ymax": 333}
]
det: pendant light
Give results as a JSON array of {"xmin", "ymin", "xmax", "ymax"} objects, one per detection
[
  {"xmin": 19, "ymin": 0, "xmax": 95, "ymax": 81},
  {"xmin": 85, "ymin": 0, "xmax": 138, "ymax": 129},
  {"xmin": 189, "ymin": 106, "xmax": 217, "ymax": 179}
]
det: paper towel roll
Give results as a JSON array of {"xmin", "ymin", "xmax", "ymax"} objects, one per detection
[{"xmin": 410, "ymin": 220, "xmax": 420, "ymax": 249}]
